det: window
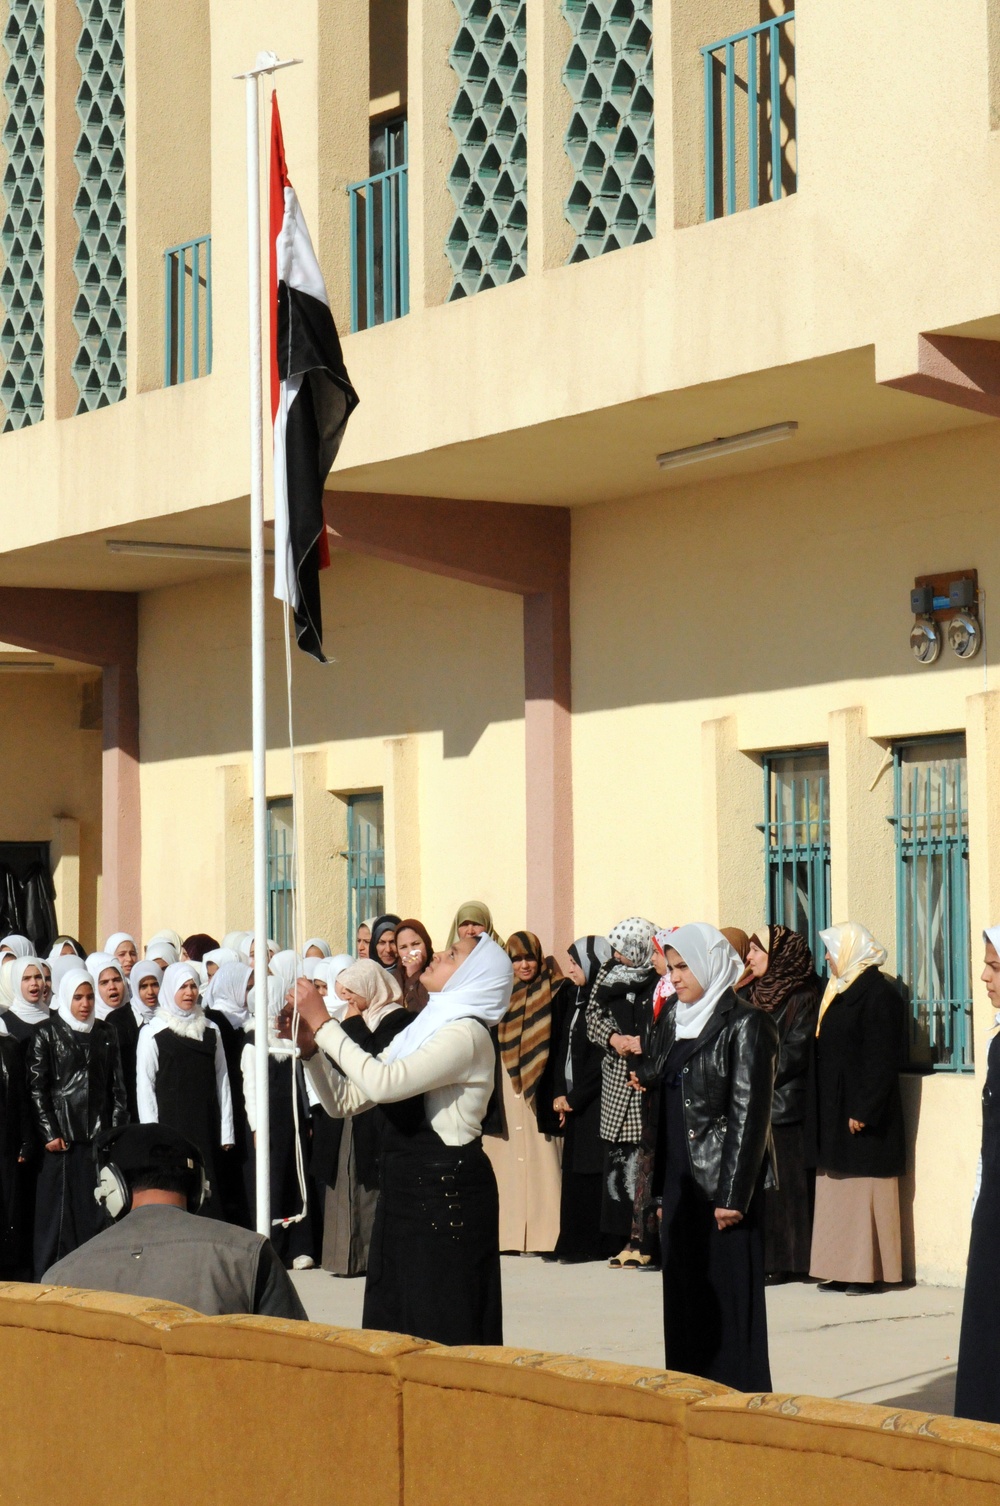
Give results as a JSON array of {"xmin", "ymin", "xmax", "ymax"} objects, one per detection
[
  {"xmin": 760, "ymin": 749, "xmax": 831, "ymax": 968},
  {"xmin": 346, "ymin": 794, "xmax": 385, "ymax": 949},
  {"xmin": 347, "ymin": 118, "xmax": 409, "ymax": 332},
  {"xmin": 890, "ymin": 737, "xmax": 972, "ymax": 1072},
  {"xmin": 266, "ymin": 799, "xmax": 294, "ymax": 952}
]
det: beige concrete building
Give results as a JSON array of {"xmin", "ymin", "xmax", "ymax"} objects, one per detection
[{"xmin": 2, "ymin": 0, "xmax": 1000, "ymax": 1281}]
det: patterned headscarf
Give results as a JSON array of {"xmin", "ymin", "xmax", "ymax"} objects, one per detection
[
  {"xmin": 746, "ymin": 924, "xmax": 815, "ymax": 1012},
  {"xmin": 602, "ymin": 918, "xmax": 657, "ymax": 987},
  {"xmin": 500, "ymin": 931, "xmax": 563, "ymax": 1107}
]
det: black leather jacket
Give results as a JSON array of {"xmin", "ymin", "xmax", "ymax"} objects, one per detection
[
  {"xmin": 27, "ymin": 1016, "xmax": 129, "ymax": 1146},
  {"xmin": 637, "ymin": 988, "xmax": 778, "ymax": 1214}
]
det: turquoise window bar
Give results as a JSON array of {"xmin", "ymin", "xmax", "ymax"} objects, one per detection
[
  {"xmin": 347, "ymin": 127, "xmax": 409, "ymax": 334},
  {"xmin": 760, "ymin": 749, "xmax": 831, "ymax": 970},
  {"xmin": 701, "ymin": 11, "xmax": 795, "ymax": 223},
  {"xmin": 164, "ymin": 235, "xmax": 212, "ymax": 386},
  {"xmin": 345, "ymin": 794, "xmax": 385, "ymax": 951},
  {"xmin": 890, "ymin": 737, "xmax": 972, "ymax": 1073},
  {"xmin": 266, "ymin": 798, "xmax": 295, "ymax": 953}
]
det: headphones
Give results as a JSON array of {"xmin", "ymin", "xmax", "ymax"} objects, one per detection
[{"xmin": 94, "ymin": 1129, "xmax": 211, "ymax": 1220}]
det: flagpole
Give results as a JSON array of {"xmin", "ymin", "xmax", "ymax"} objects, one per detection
[{"xmin": 235, "ymin": 50, "xmax": 301, "ymax": 1238}]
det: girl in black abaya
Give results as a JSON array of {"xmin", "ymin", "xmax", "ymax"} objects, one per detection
[
  {"xmin": 551, "ymin": 935, "xmax": 615, "ymax": 1261},
  {"xmin": 956, "ymin": 926, "xmax": 1000, "ymax": 1422},
  {"xmin": 28, "ymin": 968, "xmax": 128, "ymax": 1276},
  {"xmin": 637, "ymin": 923, "xmax": 777, "ymax": 1390}
]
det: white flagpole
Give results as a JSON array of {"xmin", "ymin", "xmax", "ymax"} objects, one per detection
[{"xmin": 235, "ymin": 50, "xmax": 301, "ymax": 1238}]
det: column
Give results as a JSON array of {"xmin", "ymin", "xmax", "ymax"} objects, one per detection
[
  {"xmin": 826, "ymin": 705, "xmax": 895, "ymax": 968},
  {"xmin": 700, "ymin": 713, "xmax": 762, "ymax": 929}
]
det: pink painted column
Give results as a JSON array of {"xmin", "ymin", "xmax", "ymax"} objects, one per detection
[
  {"xmin": 0, "ymin": 588, "xmax": 141, "ymax": 941},
  {"xmin": 523, "ymin": 585, "xmax": 573, "ymax": 955}
]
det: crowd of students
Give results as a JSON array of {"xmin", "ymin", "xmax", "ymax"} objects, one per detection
[{"xmin": 0, "ymin": 909, "xmax": 998, "ymax": 1425}]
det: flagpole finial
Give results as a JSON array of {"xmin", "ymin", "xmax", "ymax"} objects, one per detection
[{"xmin": 233, "ymin": 52, "xmax": 303, "ymax": 81}]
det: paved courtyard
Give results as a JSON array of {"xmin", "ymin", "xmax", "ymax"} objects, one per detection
[{"xmin": 292, "ymin": 1259, "xmax": 962, "ymax": 1414}]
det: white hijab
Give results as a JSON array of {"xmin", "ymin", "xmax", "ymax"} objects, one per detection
[
  {"xmin": 269, "ymin": 950, "xmax": 303, "ymax": 1006},
  {"xmin": 147, "ymin": 928, "xmax": 182, "ymax": 953},
  {"xmin": 312, "ymin": 954, "xmax": 355, "ymax": 1022},
  {"xmin": 383, "ymin": 934, "xmax": 514, "ymax": 1063},
  {"xmin": 145, "ymin": 941, "xmax": 179, "ymax": 969},
  {"xmin": 159, "ymin": 962, "xmax": 207, "ymax": 1040},
  {"xmin": 104, "ymin": 931, "xmax": 136, "ymax": 958},
  {"xmin": 48, "ymin": 954, "xmax": 79, "ymax": 1005},
  {"xmin": 0, "ymin": 935, "xmax": 32, "ymax": 960},
  {"xmin": 203, "ymin": 947, "xmax": 240, "ymax": 975},
  {"xmin": 9, "ymin": 956, "xmax": 50, "ymax": 1026},
  {"xmin": 87, "ymin": 952, "xmax": 126, "ymax": 1020},
  {"xmin": 204, "ymin": 961, "xmax": 253, "ymax": 1029},
  {"xmin": 667, "ymin": 923, "xmax": 744, "ymax": 1040},
  {"xmin": 303, "ymin": 937, "xmax": 332, "ymax": 958},
  {"xmin": 57, "ymin": 967, "xmax": 97, "ymax": 1034},
  {"xmin": 129, "ymin": 960, "xmax": 162, "ymax": 1023},
  {"xmin": 985, "ymin": 928, "xmax": 1000, "ymax": 1030}
]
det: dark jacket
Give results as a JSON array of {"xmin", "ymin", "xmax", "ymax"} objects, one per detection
[
  {"xmin": 552, "ymin": 985, "xmax": 605, "ymax": 1175},
  {"xmin": 739, "ymin": 974, "xmax": 821, "ymax": 1126},
  {"xmin": 0, "ymin": 1034, "xmax": 29, "ymax": 1163},
  {"xmin": 586, "ymin": 969, "xmax": 657, "ymax": 1143},
  {"xmin": 812, "ymin": 967, "xmax": 906, "ymax": 1178},
  {"xmin": 27, "ymin": 1016, "xmax": 129, "ymax": 1147},
  {"xmin": 637, "ymin": 988, "xmax": 778, "ymax": 1215}
]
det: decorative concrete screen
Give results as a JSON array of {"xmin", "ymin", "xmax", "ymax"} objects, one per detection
[
  {"xmin": 446, "ymin": 0, "xmax": 527, "ymax": 299},
  {"xmin": 72, "ymin": 0, "xmax": 126, "ymax": 412},
  {"xmin": 0, "ymin": 0, "xmax": 44, "ymax": 431},
  {"xmin": 563, "ymin": 0, "xmax": 654, "ymax": 262}
]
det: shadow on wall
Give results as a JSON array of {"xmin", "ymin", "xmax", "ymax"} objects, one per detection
[
  {"xmin": 138, "ymin": 554, "xmax": 526, "ymax": 764},
  {"xmin": 571, "ymin": 423, "xmax": 1000, "ymax": 715}
]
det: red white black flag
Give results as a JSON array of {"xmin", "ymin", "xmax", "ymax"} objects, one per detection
[{"xmin": 270, "ymin": 93, "xmax": 358, "ymax": 661}]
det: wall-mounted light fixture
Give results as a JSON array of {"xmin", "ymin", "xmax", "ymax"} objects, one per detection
[
  {"xmin": 656, "ymin": 421, "xmax": 798, "ymax": 471},
  {"xmin": 909, "ymin": 571, "xmax": 981, "ymax": 665},
  {"xmin": 105, "ymin": 540, "xmax": 274, "ymax": 563}
]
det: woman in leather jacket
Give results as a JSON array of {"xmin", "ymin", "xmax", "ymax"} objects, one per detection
[
  {"xmin": 635, "ymin": 923, "xmax": 778, "ymax": 1390},
  {"xmin": 743, "ymin": 925, "xmax": 821, "ymax": 1281},
  {"xmin": 28, "ymin": 968, "xmax": 128, "ymax": 1278}
]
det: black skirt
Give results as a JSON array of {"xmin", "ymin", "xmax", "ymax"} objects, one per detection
[
  {"xmin": 764, "ymin": 1121, "xmax": 813, "ymax": 1276},
  {"xmin": 660, "ymin": 1071, "xmax": 771, "ymax": 1391},
  {"xmin": 555, "ymin": 1116, "xmax": 617, "ymax": 1261},
  {"xmin": 34, "ymin": 1142, "xmax": 104, "ymax": 1278},
  {"xmin": 362, "ymin": 1139, "xmax": 502, "ymax": 1346}
]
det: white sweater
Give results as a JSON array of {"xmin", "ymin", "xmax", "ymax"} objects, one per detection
[{"xmin": 305, "ymin": 1016, "xmax": 495, "ymax": 1147}]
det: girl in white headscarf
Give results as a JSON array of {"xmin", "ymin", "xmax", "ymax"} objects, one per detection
[
  {"xmin": 104, "ymin": 932, "xmax": 138, "ymax": 977},
  {"xmin": 87, "ymin": 953, "xmax": 128, "ymax": 1022},
  {"xmin": 808, "ymin": 922, "xmax": 905, "ymax": 1294},
  {"xmin": 0, "ymin": 935, "xmax": 32, "ymax": 962},
  {"xmin": 28, "ymin": 968, "xmax": 128, "ymax": 1277},
  {"xmin": 201, "ymin": 961, "xmax": 254, "ymax": 1229},
  {"xmin": 303, "ymin": 937, "xmax": 332, "ymax": 959},
  {"xmin": 7, "ymin": 958, "xmax": 50, "ymax": 1032},
  {"xmin": 310, "ymin": 956, "xmax": 354, "ymax": 1019},
  {"xmin": 202, "ymin": 947, "xmax": 240, "ymax": 981},
  {"xmin": 281, "ymin": 933, "xmax": 513, "ymax": 1344},
  {"xmin": 634, "ymin": 922, "xmax": 778, "ymax": 1390},
  {"xmin": 135, "ymin": 962, "xmax": 235, "ymax": 1221},
  {"xmin": 145, "ymin": 939, "xmax": 179, "ymax": 970}
]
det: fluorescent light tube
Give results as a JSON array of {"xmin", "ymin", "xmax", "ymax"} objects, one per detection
[
  {"xmin": 656, "ymin": 421, "xmax": 798, "ymax": 471},
  {"xmin": 105, "ymin": 540, "xmax": 273, "ymax": 563}
]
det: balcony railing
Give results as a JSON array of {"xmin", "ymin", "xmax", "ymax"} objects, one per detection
[
  {"xmin": 164, "ymin": 235, "xmax": 212, "ymax": 386},
  {"xmin": 347, "ymin": 158, "xmax": 409, "ymax": 332},
  {"xmin": 701, "ymin": 12, "xmax": 795, "ymax": 222}
]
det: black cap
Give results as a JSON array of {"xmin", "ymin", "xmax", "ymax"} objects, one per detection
[{"xmin": 97, "ymin": 1123, "xmax": 204, "ymax": 1180}]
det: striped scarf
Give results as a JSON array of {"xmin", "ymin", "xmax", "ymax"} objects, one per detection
[{"xmin": 500, "ymin": 931, "xmax": 562, "ymax": 1108}]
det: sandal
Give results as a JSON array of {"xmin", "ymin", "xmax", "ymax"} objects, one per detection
[{"xmin": 608, "ymin": 1247, "xmax": 634, "ymax": 1268}]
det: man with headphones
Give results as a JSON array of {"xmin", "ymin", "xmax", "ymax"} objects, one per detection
[{"xmin": 42, "ymin": 1124, "xmax": 306, "ymax": 1320}]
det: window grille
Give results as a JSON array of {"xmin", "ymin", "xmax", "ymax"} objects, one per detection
[
  {"xmin": 0, "ymin": 0, "xmax": 45, "ymax": 430},
  {"xmin": 890, "ymin": 737, "xmax": 972, "ymax": 1072},
  {"xmin": 164, "ymin": 235, "xmax": 211, "ymax": 385},
  {"xmin": 346, "ymin": 794, "xmax": 385, "ymax": 951},
  {"xmin": 701, "ymin": 10, "xmax": 795, "ymax": 222},
  {"xmin": 266, "ymin": 798, "xmax": 294, "ymax": 954},
  {"xmin": 760, "ymin": 749, "xmax": 831, "ymax": 969},
  {"xmin": 446, "ymin": 0, "xmax": 527, "ymax": 299},
  {"xmin": 347, "ymin": 119, "xmax": 408, "ymax": 332},
  {"xmin": 72, "ymin": 0, "xmax": 126, "ymax": 412},
  {"xmin": 562, "ymin": 0, "xmax": 654, "ymax": 262}
]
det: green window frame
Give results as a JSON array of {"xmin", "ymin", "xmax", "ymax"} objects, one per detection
[
  {"xmin": 760, "ymin": 749, "xmax": 831, "ymax": 969},
  {"xmin": 890, "ymin": 736, "xmax": 972, "ymax": 1073},
  {"xmin": 346, "ymin": 794, "xmax": 385, "ymax": 951},
  {"xmin": 266, "ymin": 798, "xmax": 294, "ymax": 953}
]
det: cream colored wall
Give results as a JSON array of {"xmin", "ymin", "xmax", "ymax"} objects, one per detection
[
  {"xmin": 571, "ymin": 418, "xmax": 1000, "ymax": 1284},
  {"xmin": 136, "ymin": 554, "xmax": 526, "ymax": 952},
  {"xmin": 0, "ymin": 674, "xmax": 102, "ymax": 947}
]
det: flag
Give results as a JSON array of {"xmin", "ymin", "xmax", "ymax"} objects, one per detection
[{"xmin": 270, "ymin": 92, "xmax": 358, "ymax": 661}]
